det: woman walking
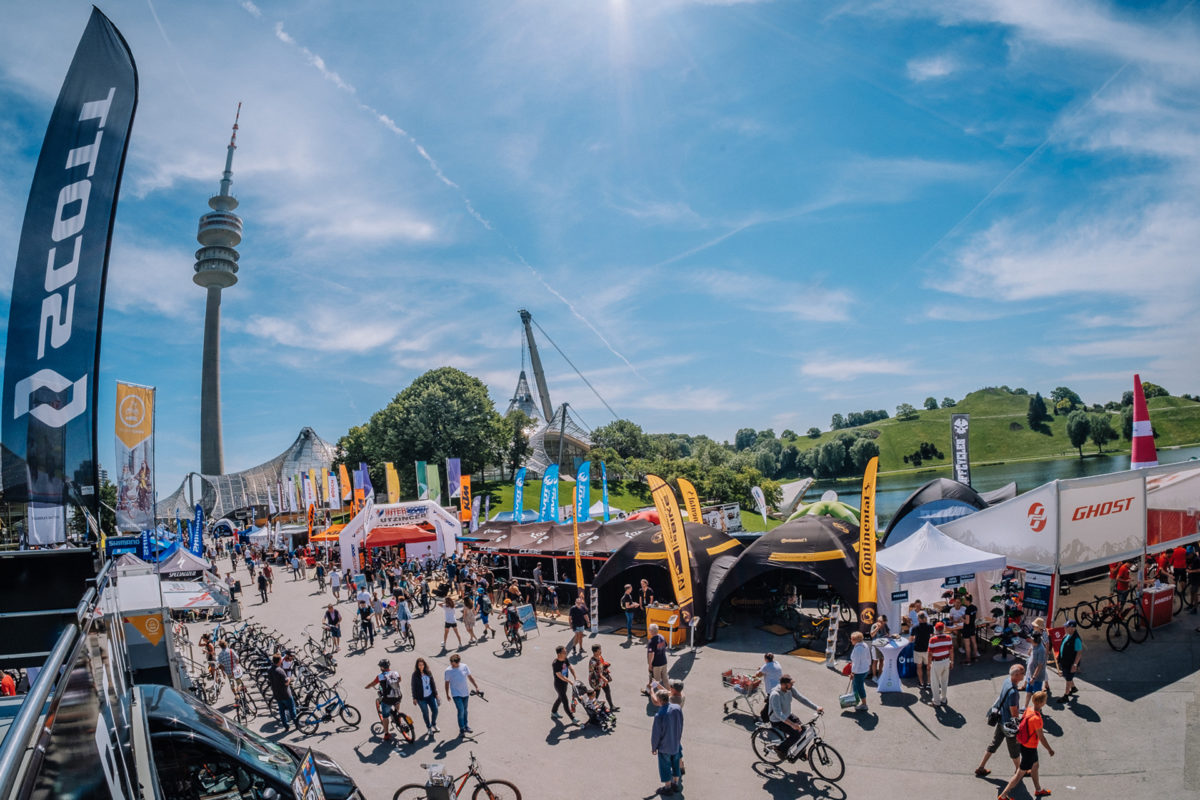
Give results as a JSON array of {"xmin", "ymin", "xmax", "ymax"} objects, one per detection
[
  {"xmin": 330, "ymin": 569, "xmax": 342, "ymax": 602},
  {"xmin": 462, "ymin": 594, "xmax": 478, "ymax": 644},
  {"xmin": 410, "ymin": 658, "xmax": 441, "ymax": 735},
  {"xmin": 589, "ymin": 643, "xmax": 618, "ymax": 710},
  {"xmin": 998, "ymin": 690, "xmax": 1055, "ymax": 799},
  {"xmin": 442, "ymin": 596, "xmax": 464, "ymax": 650}
]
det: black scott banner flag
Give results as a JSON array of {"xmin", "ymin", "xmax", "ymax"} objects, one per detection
[
  {"xmin": 1, "ymin": 9, "xmax": 137, "ymax": 544},
  {"xmin": 951, "ymin": 413, "xmax": 971, "ymax": 486}
]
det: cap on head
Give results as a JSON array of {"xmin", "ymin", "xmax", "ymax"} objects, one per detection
[
  {"xmin": 934, "ymin": 621, "xmax": 945, "ymax": 631},
  {"xmin": 1065, "ymin": 620, "xmax": 1077, "ymax": 628}
]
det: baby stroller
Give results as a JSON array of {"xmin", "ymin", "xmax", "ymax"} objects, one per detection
[{"xmin": 573, "ymin": 681, "xmax": 616, "ymax": 731}]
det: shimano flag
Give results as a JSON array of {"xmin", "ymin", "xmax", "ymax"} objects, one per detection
[
  {"xmin": 539, "ymin": 465, "xmax": 560, "ymax": 522},
  {"xmin": 1, "ymin": 9, "xmax": 137, "ymax": 542}
]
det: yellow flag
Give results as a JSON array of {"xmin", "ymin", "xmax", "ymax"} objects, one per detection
[
  {"xmin": 338, "ymin": 464, "xmax": 353, "ymax": 500},
  {"xmin": 385, "ymin": 462, "xmax": 400, "ymax": 504},
  {"xmin": 858, "ymin": 456, "xmax": 879, "ymax": 629},
  {"xmin": 115, "ymin": 382, "xmax": 154, "ymax": 449},
  {"xmin": 677, "ymin": 478, "xmax": 704, "ymax": 527},
  {"xmin": 647, "ymin": 475, "xmax": 695, "ymax": 624},
  {"xmin": 309, "ymin": 468, "xmax": 321, "ymax": 505},
  {"xmin": 124, "ymin": 613, "xmax": 165, "ymax": 647},
  {"xmin": 321, "ymin": 467, "xmax": 330, "ymax": 506}
]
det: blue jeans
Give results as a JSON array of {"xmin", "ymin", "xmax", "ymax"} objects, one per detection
[
  {"xmin": 276, "ymin": 696, "xmax": 297, "ymax": 727},
  {"xmin": 657, "ymin": 752, "xmax": 681, "ymax": 783},
  {"xmin": 852, "ymin": 672, "xmax": 868, "ymax": 703},
  {"xmin": 417, "ymin": 697, "xmax": 439, "ymax": 728},
  {"xmin": 452, "ymin": 695, "xmax": 469, "ymax": 730},
  {"xmin": 625, "ymin": 611, "xmax": 635, "ymax": 633}
]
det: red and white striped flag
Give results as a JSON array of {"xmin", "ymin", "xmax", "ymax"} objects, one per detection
[{"xmin": 1131, "ymin": 373, "xmax": 1158, "ymax": 469}]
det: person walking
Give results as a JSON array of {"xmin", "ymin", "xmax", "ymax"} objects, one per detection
[
  {"xmin": 442, "ymin": 596, "xmax": 464, "ymax": 650},
  {"xmin": 998, "ymin": 690, "xmax": 1055, "ymax": 799},
  {"xmin": 568, "ymin": 595, "xmax": 590, "ymax": 657},
  {"xmin": 411, "ymin": 657, "xmax": 441, "ymax": 735},
  {"xmin": 767, "ymin": 674, "xmax": 822, "ymax": 759},
  {"xmin": 357, "ymin": 599, "xmax": 376, "ymax": 647},
  {"xmin": 315, "ymin": 562, "xmax": 326, "ymax": 591},
  {"xmin": 330, "ymin": 568, "xmax": 342, "ymax": 602},
  {"xmin": 257, "ymin": 571, "xmax": 269, "ymax": 604},
  {"xmin": 1025, "ymin": 632, "xmax": 1048, "ymax": 707},
  {"xmin": 621, "ymin": 584, "xmax": 639, "ymax": 641},
  {"xmin": 650, "ymin": 688, "xmax": 684, "ymax": 796},
  {"xmin": 911, "ymin": 611, "xmax": 933, "ymax": 690},
  {"xmin": 371, "ymin": 591, "xmax": 384, "ymax": 630},
  {"xmin": 551, "ymin": 646, "xmax": 578, "ymax": 724},
  {"xmin": 589, "ymin": 643, "xmax": 617, "ymax": 711},
  {"xmin": 849, "ymin": 632, "xmax": 871, "ymax": 711},
  {"xmin": 1057, "ymin": 620, "xmax": 1084, "ymax": 702},
  {"xmin": 975, "ymin": 664, "xmax": 1025, "ymax": 778},
  {"xmin": 267, "ymin": 654, "xmax": 296, "ymax": 729},
  {"xmin": 462, "ymin": 594, "xmax": 478, "ymax": 644},
  {"xmin": 927, "ymin": 621, "xmax": 954, "ymax": 707},
  {"xmin": 263, "ymin": 561, "xmax": 274, "ymax": 593},
  {"xmin": 477, "ymin": 587, "xmax": 495, "ymax": 640},
  {"xmin": 754, "ymin": 653, "xmax": 784, "ymax": 721},
  {"xmin": 644, "ymin": 624, "xmax": 668, "ymax": 695},
  {"xmin": 323, "ymin": 603, "xmax": 342, "ymax": 652},
  {"xmin": 443, "ymin": 654, "xmax": 480, "ymax": 736}
]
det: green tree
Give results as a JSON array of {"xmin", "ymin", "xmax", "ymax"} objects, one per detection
[
  {"xmin": 734, "ymin": 428, "xmax": 758, "ymax": 451},
  {"xmin": 816, "ymin": 439, "xmax": 847, "ymax": 477},
  {"xmin": 849, "ymin": 438, "xmax": 880, "ymax": 470},
  {"xmin": 754, "ymin": 448, "xmax": 778, "ymax": 478},
  {"xmin": 1066, "ymin": 410, "xmax": 1091, "ymax": 458},
  {"xmin": 923, "ymin": 397, "xmax": 938, "ymax": 410},
  {"xmin": 779, "ymin": 445, "xmax": 800, "ymax": 475},
  {"xmin": 1141, "ymin": 381, "xmax": 1169, "ymax": 399},
  {"xmin": 830, "ymin": 413, "xmax": 845, "ymax": 430},
  {"xmin": 896, "ymin": 403, "xmax": 919, "ymax": 421},
  {"xmin": 806, "ymin": 427, "xmax": 822, "ymax": 439},
  {"xmin": 590, "ymin": 419, "xmax": 650, "ymax": 459},
  {"xmin": 1027, "ymin": 393, "xmax": 1050, "ymax": 429},
  {"xmin": 1089, "ymin": 413, "xmax": 1117, "ymax": 453},
  {"xmin": 1121, "ymin": 406, "xmax": 1134, "ymax": 439},
  {"xmin": 942, "ymin": 396, "xmax": 957, "ymax": 408},
  {"xmin": 781, "ymin": 429, "xmax": 797, "ymax": 440},
  {"xmin": 1051, "ymin": 386, "xmax": 1083, "ymax": 415}
]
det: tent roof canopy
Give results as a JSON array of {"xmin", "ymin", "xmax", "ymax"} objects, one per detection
[
  {"xmin": 365, "ymin": 526, "xmax": 436, "ymax": 548},
  {"xmin": 877, "ymin": 522, "xmax": 1006, "ymax": 583}
]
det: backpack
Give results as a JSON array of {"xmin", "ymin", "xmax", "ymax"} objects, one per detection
[
  {"xmin": 378, "ymin": 672, "xmax": 401, "ymax": 702},
  {"xmin": 1015, "ymin": 710, "xmax": 1036, "ymax": 747},
  {"xmin": 479, "ymin": 594, "xmax": 492, "ymax": 614}
]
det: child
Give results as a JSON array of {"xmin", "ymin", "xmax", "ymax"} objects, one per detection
[{"xmin": 545, "ymin": 584, "xmax": 560, "ymax": 623}]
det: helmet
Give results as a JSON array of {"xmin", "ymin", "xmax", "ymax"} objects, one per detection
[
  {"xmin": 378, "ymin": 659, "xmax": 390, "ymax": 670},
  {"xmin": 503, "ymin": 598, "xmax": 512, "ymax": 606}
]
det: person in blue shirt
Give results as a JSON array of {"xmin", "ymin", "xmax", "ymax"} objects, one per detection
[{"xmin": 650, "ymin": 689, "xmax": 683, "ymax": 795}]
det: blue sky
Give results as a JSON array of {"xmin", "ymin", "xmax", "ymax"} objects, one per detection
[{"xmin": 1, "ymin": 0, "xmax": 1198, "ymax": 497}]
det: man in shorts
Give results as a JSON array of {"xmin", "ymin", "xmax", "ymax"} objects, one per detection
[
  {"xmin": 568, "ymin": 595, "xmax": 590, "ymax": 657},
  {"xmin": 911, "ymin": 611, "xmax": 934, "ymax": 690},
  {"xmin": 1025, "ymin": 632, "xmax": 1048, "ymax": 707},
  {"xmin": 975, "ymin": 663, "xmax": 1025, "ymax": 778},
  {"xmin": 1057, "ymin": 620, "xmax": 1084, "ymax": 702},
  {"xmin": 644, "ymin": 624, "xmax": 668, "ymax": 695}
]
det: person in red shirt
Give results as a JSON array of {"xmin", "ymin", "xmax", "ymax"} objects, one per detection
[
  {"xmin": 1115, "ymin": 561, "xmax": 1132, "ymax": 606},
  {"xmin": 1108, "ymin": 562, "xmax": 1120, "ymax": 595},
  {"xmin": 1172, "ymin": 546, "xmax": 1188, "ymax": 585},
  {"xmin": 927, "ymin": 622, "xmax": 954, "ymax": 707},
  {"xmin": 0, "ymin": 672, "xmax": 15, "ymax": 696},
  {"xmin": 998, "ymin": 690, "xmax": 1055, "ymax": 799}
]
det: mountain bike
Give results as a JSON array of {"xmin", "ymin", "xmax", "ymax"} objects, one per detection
[
  {"xmin": 392, "ymin": 752, "xmax": 521, "ymax": 799},
  {"xmin": 501, "ymin": 624, "xmax": 523, "ymax": 655},
  {"xmin": 230, "ymin": 669, "xmax": 257, "ymax": 724},
  {"xmin": 372, "ymin": 697, "xmax": 416, "ymax": 742},
  {"xmin": 296, "ymin": 680, "xmax": 361, "ymax": 734},
  {"xmin": 394, "ymin": 620, "xmax": 416, "ymax": 651},
  {"xmin": 750, "ymin": 711, "xmax": 844, "ymax": 782},
  {"xmin": 814, "ymin": 590, "xmax": 854, "ymax": 624}
]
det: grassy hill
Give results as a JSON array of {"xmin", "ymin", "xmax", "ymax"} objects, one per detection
[{"xmin": 783, "ymin": 388, "xmax": 1200, "ymax": 475}]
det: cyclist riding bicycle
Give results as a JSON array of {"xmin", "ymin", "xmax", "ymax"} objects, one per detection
[
  {"xmin": 366, "ymin": 658, "xmax": 403, "ymax": 741},
  {"xmin": 395, "ymin": 593, "xmax": 413, "ymax": 637},
  {"xmin": 503, "ymin": 599, "xmax": 522, "ymax": 640},
  {"xmin": 767, "ymin": 674, "xmax": 823, "ymax": 760}
]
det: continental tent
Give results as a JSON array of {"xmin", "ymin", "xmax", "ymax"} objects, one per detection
[
  {"xmin": 882, "ymin": 478, "xmax": 990, "ymax": 547},
  {"xmin": 705, "ymin": 516, "xmax": 860, "ymax": 640},
  {"xmin": 592, "ymin": 523, "xmax": 744, "ymax": 629},
  {"xmin": 875, "ymin": 522, "xmax": 1006, "ymax": 629}
]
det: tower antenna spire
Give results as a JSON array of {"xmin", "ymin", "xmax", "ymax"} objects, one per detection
[{"xmin": 230, "ymin": 101, "xmax": 241, "ymax": 148}]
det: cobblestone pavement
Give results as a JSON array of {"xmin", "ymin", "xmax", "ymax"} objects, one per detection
[{"xmin": 190, "ymin": 561, "xmax": 1200, "ymax": 799}]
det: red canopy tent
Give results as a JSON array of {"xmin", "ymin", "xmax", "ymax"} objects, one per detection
[{"xmin": 365, "ymin": 525, "xmax": 436, "ymax": 549}]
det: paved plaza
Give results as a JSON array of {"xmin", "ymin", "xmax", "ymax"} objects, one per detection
[{"xmin": 192, "ymin": 561, "xmax": 1200, "ymax": 799}]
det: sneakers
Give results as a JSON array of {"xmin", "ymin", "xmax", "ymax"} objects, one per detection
[
  {"xmin": 463, "ymin": 726, "xmax": 473, "ymax": 734},
  {"xmin": 431, "ymin": 725, "xmax": 439, "ymax": 733},
  {"xmin": 383, "ymin": 733, "xmax": 393, "ymax": 741},
  {"xmin": 551, "ymin": 712, "xmax": 562, "ymax": 720}
]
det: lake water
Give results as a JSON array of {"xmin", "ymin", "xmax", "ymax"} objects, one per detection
[{"xmin": 810, "ymin": 444, "xmax": 1200, "ymax": 527}]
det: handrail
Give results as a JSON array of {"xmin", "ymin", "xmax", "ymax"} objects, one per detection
[{"xmin": 0, "ymin": 624, "xmax": 77, "ymax": 796}]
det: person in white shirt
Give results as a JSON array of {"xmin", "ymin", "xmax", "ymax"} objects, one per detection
[
  {"xmin": 754, "ymin": 653, "xmax": 784, "ymax": 721},
  {"xmin": 444, "ymin": 654, "xmax": 480, "ymax": 736},
  {"xmin": 442, "ymin": 596, "xmax": 463, "ymax": 650},
  {"xmin": 849, "ymin": 631, "xmax": 872, "ymax": 711}
]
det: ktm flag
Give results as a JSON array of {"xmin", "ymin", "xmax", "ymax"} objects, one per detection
[
  {"xmin": 677, "ymin": 478, "xmax": 703, "ymax": 527},
  {"xmin": 460, "ymin": 475, "xmax": 472, "ymax": 523},
  {"xmin": 858, "ymin": 456, "xmax": 879, "ymax": 630},
  {"xmin": 647, "ymin": 475, "xmax": 695, "ymax": 625}
]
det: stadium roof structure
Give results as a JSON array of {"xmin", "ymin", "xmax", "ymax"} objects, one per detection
[
  {"xmin": 525, "ymin": 403, "xmax": 591, "ymax": 477},
  {"xmin": 156, "ymin": 427, "xmax": 337, "ymax": 520}
]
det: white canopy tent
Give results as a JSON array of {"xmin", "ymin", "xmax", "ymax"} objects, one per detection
[{"xmin": 876, "ymin": 522, "xmax": 1007, "ymax": 628}]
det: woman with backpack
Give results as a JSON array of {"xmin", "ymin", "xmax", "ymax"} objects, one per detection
[{"xmin": 998, "ymin": 690, "xmax": 1055, "ymax": 799}]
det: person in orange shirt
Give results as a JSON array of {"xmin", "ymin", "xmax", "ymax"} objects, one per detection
[
  {"xmin": 1115, "ymin": 561, "xmax": 1133, "ymax": 606},
  {"xmin": 0, "ymin": 671, "xmax": 16, "ymax": 696},
  {"xmin": 999, "ymin": 690, "xmax": 1055, "ymax": 799}
]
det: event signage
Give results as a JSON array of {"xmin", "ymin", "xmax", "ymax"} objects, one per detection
[
  {"xmin": 104, "ymin": 534, "xmax": 139, "ymax": 557},
  {"xmin": 460, "ymin": 475, "xmax": 472, "ymax": 523},
  {"xmin": 189, "ymin": 503, "xmax": 204, "ymax": 556},
  {"xmin": 539, "ymin": 465, "xmax": 560, "ymax": 522},
  {"xmin": 385, "ymin": 462, "xmax": 401, "ymax": 503},
  {"xmin": 1057, "ymin": 472, "xmax": 1146, "ymax": 572},
  {"xmin": 427, "ymin": 463, "xmax": 442, "ymax": 505},
  {"xmin": 290, "ymin": 748, "xmax": 327, "ymax": 800},
  {"xmin": 600, "ymin": 462, "xmax": 610, "ymax": 521},
  {"xmin": 890, "ymin": 590, "xmax": 909, "ymax": 602},
  {"xmin": 139, "ymin": 530, "xmax": 152, "ymax": 560},
  {"xmin": 0, "ymin": 9, "xmax": 138, "ymax": 544},
  {"xmin": 857, "ymin": 457, "xmax": 879, "ymax": 629},
  {"xmin": 951, "ymin": 413, "xmax": 971, "ymax": 486},
  {"xmin": 572, "ymin": 461, "xmax": 590, "ymax": 588},
  {"xmin": 338, "ymin": 464, "xmax": 352, "ymax": 502},
  {"xmin": 678, "ymin": 478, "xmax": 703, "ymax": 529},
  {"xmin": 517, "ymin": 603, "xmax": 539, "ymax": 633},
  {"xmin": 513, "ymin": 467, "xmax": 527, "ymax": 519},
  {"xmin": 943, "ymin": 573, "xmax": 974, "ymax": 588},
  {"xmin": 751, "ymin": 486, "xmax": 768, "ymax": 526},
  {"xmin": 647, "ymin": 474, "xmax": 695, "ymax": 624},
  {"xmin": 1022, "ymin": 571, "xmax": 1052, "ymax": 612},
  {"xmin": 113, "ymin": 381, "xmax": 155, "ymax": 531},
  {"xmin": 413, "ymin": 461, "xmax": 427, "ymax": 500},
  {"xmin": 447, "ymin": 458, "xmax": 462, "ymax": 498}
]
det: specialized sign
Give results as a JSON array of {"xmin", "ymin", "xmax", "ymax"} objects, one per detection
[
  {"xmin": 951, "ymin": 413, "xmax": 971, "ymax": 486},
  {"xmin": 857, "ymin": 457, "xmax": 879, "ymax": 629},
  {"xmin": 678, "ymin": 478, "xmax": 703, "ymax": 528},
  {"xmin": 113, "ymin": 381, "xmax": 155, "ymax": 531},
  {"xmin": 647, "ymin": 474, "xmax": 695, "ymax": 624},
  {"xmin": 1, "ymin": 9, "xmax": 138, "ymax": 544}
]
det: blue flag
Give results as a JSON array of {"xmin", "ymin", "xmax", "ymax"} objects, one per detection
[
  {"xmin": 358, "ymin": 462, "xmax": 374, "ymax": 501},
  {"xmin": 575, "ymin": 461, "xmax": 591, "ymax": 522},
  {"xmin": 600, "ymin": 462, "xmax": 610, "ymax": 522},
  {"xmin": 189, "ymin": 510, "xmax": 203, "ymax": 557},
  {"xmin": 140, "ymin": 530, "xmax": 151, "ymax": 560},
  {"xmin": 539, "ymin": 465, "xmax": 560, "ymax": 522},
  {"xmin": 513, "ymin": 467, "xmax": 526, "ymax": 520}
]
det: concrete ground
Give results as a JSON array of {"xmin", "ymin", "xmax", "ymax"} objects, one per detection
[{"xmin": 192, "ymin": 562, "xmax": 1200, "ymax": 800}]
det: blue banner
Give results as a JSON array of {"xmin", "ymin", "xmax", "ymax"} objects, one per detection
[
  {"xmin": 0, "ymin": 9, "xmax": 138, "ymax": 544},
  {"xmin": 539, "ymin": 465, "xmax": 560, "ymax": 522},
  {"xmin": 193, "ymin": 503, "xmax": 204, "ymax": 542},
  {"xmin": 189, "ymin": 503, "xmax": 204, "ymax": 556},
  {"xmin": 175, "ymin": 509, "xmax": 182, "ymax": 541},
  {"xmin": 447, "ymin": 458, "xmax": 462, "ymax": 498},
  {"xmin": 601, "ymin": 462, "xmax": 610, "ymax": 522},
  {"xmin": 358, "ymin": 462, "xmax": 374, "ymax": 500},
  {"xmin": 139, "ymin": 529, "xmax": 151, "ymax": 560},
  {"xmin": 513, "ymin": 467, "xmax": 526, "ymax": 519},
  {"xmin": 575, "ymin": 461, "xmax": 591, "ymax": 522}
]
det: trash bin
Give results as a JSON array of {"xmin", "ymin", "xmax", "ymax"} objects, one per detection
[
  {"xmin": 228, "ymin": 599, "xmax": 242, "ymax": 622},
  {"xmin": 897, "ymin": 642, "xmax": 915, "ymax": 678}
]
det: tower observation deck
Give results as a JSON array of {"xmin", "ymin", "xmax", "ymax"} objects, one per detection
[{"xmin": 194, "ymin": 105, "xmax": 243, "ymax": 476}]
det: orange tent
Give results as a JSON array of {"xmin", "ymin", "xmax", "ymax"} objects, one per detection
[
  {"xmin": 365, "ymin": 525, "xmax": 436, "ymax": 549},
  {"xmin": 310, "ymin": 523, "xmax": 344, "ymax": 543}
]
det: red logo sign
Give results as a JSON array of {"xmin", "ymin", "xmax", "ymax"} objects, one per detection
[
  {"xmin": 1027, "ymin": 502, "xmax": 1047, "ymax": 532},
  {"xmin": 1070, "ymin": 497, "xmax": 1134, "ymax": 522}
]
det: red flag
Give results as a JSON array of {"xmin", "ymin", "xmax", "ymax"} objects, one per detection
[{"xmin": 1131, "ymin": 374, "xmax": 1158, "ymax": 469}]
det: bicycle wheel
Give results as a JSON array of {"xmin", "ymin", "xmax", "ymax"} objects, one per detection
[
  {"xmin": 235, "ymin": 697, "xmax": 249, "ymax": 725},
  {"xmin": 816, "ymin": 597, "xmax": 833, "ymax": 617},
  {"xmin": 1075, "ymin": 604, "xmax": 1096, "ymax": 629},
  {"xmin": 751, "ymin": 726, "xmax": 786, "ymax": 764},
  {"xmin": 1173, "ymin": 590, "xmax": 1184, "ymax": 616},
  {"xmin": 340, "ymin": 704, "xmax": 362, "ymax": 726},
  {"xmin": 392, "ymin": 786, "xmax": 427, "ymax": 800},
  {"xmin": 396, "ymin": 714, "xmax": 415, "ymax": 742},
  {"xmin": 808, "ymin": 741, "xmax": 846, "ymax": 782},
  {"xmin": 1127, "ymin": 611, "xmax": 1150, "ymax": 644},
  {"xmin": 1106, "ymin": 619, "xmax": 1130, "ymax": 651},
  {"xmin": 472, "ymin": 779, "xmax": 522, "ymax": 800},
  {"xmin": 838, "ymin": 605, "xmax": 854, "ymax": 624},
  {"xmin": 296, "ymin": 710, "xmax": 321, "ymax": 735}
]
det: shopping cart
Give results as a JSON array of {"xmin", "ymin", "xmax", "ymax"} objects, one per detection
[{"xmin": 721, "ymin": 667, "xmax": 764, "ymax": 716}]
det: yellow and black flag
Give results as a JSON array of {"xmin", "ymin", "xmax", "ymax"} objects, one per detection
[
  {"xmin": 647, "ymin": 475, "xmax": 695, "ymax": 625},
  {"xmin": 858, "ymin": 456, "xmax": 879, "ymax": 630},
  {"xmin": 677, "ymin": 478, "xmax": 704, "ymax": 528}
]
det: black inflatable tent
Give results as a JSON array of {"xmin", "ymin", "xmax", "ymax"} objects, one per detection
[
  {"xmin": 881, "ymin": 478, "xmax": 989, "ymax": 546},
  {"xmin": 592, "ymin": 522, "xmax": 743, "ymax": 631},
  {"xmin": 705, "ymin": 515, "xmax": 860, "ymax": 641}
]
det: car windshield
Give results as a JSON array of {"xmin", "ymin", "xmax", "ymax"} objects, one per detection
[{"xmin": 151, "ymin": 688, "xmax": 296, "ymax": 778}]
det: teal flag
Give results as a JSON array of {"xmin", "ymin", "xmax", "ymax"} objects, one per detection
[
  {"xmin": 415, "ymin": 461, "xmax": 428, "ymax": 499},
  {"xmin": 575, "ymin": 461, "xmax": 591, "ymax": 521},
  {"xmin": 513, "ymin": 467, "xmax": 526, "ymax": 520},
  {"xmin": 601, "ymin": 462, "xmax": 610, "ymax": 522},
  {"xmin": 539, "ymin": 465, "xmax": 560, "ymax": 522}
]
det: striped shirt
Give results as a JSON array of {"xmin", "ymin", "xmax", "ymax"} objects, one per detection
[{"xmin": 927, "ymin": 634, "xmax": 954, "ymax": 661}]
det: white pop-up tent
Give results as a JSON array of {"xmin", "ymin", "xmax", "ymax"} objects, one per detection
[{"xmin": 876, "ymin": 522, "xmax": 1007, "ymax": 628}]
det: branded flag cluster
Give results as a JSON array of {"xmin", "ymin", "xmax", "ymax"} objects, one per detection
[
  {"xmin": 447, "ymin": 458, "xmax": 462, "ymax": 498},
  {"xmin": 539, "ymin": 465, "xmax": 560, "ymax": 522},
  {"xmin": 647, "ymin": 474, "xmax": 695, "ymax": 624}
]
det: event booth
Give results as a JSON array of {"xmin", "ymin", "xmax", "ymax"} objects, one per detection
[
  {"xmin": 875, "ymin": 522, "xmax": 1007, "ymax": 627},
  {"xmin": 882, "ymin": 478, "xmax": 990, "ymax": 546},
  {"xmin": 704, "ymin": 516, "xmax": 860, "ymax": 641},
  {"xmin": 155, "ymin": 548, "xmax": 214, "ymax": 581},
  {"xmin": 338, "ymin": 500, "xmax": 462, "ymax": 569}
]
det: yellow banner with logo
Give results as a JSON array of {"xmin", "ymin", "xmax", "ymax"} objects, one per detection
[
  {"xmin": 858, "ymin": 456, "xmax": 879, "ymax": 629},
  {"xmin": 339, "ymin": 464, "xmax": 353, "ymax": 501},
  {"xmin": 677, "ymin": 478, "xmax": 704, "ymax": 527},
  {"xmin": 124, "ymin": 613, "xmax": 165, "ymax": 647},
  {"xmin": 114, "ymin": 382, "xmax": 156, "ymax": 532},
  {"xmin": 647, "ymin": 475, "xmax": 695, "ymax": 625},
  {"xmin": 385, "ymin": 462, "xmax": 401, "ymax": 504}
]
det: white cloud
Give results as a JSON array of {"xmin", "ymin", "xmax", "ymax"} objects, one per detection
[
  {"xmin": 907, "ymin": 54, "xmax": 959, "ymax": 81},
  {"xmin": 692, "ymin": 269, "xmax": 854, "ymax": 323},
  {"xmin": 800, "ymin": 357, "xmax": 915, "ymax": 381},
  {"xmin": 105, "ymin": 237, "xmax": 199, "ymax": 317}
]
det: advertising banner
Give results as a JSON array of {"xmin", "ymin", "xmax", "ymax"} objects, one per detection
[
  {"xmin": 1057, "ymin": 471, "xmax": 1146, "ymax": 573},
  {"xmin": 678, "ymin": 477, "xmax": 703, "ymax": 527},
  {"xmin": 751, "ymin": 486, "xmax": 768, "ymax": 526},
  {"xmin": 338, "ymin": 463, "xmax": 352, "ymax": 501},
  {"xmin": 386, "ymin": 462, "xmax": 401, "ymax": 503},
  {"xmin": 427, "ymin": 463, "xmax": 442, "ymax": 505},
  {"xmin": 1, "ymin": 9, "xmax": 138, "ymax": 542},
  {"xmin": 939, "ymin": 481, "xmax": 1059, "ymax": 572},
  {"xmin": 327, "ymin": 472, "xmax": 341, "ymax": 509},
  {"xmin": 189, "ymin": 503, "xmax": 204, "ymax": 556},
  {"xmin": 286, "ymin": 477, "xmax": 297, "ymax": 513},
  {"xmin": 572, "ymin": 461, "xmax": 591, "ymax": 587},
  {"xmin": 471, "ymin": 494, "xmax": 481, "ymax": 532},
  {"xmin": 600, "ymin": 462, "xmax": 610, "ymax": 522},
  {"xmin": 857, "ymin": 457, "xmax": 879, "ymax": 629},
  {"xmin": 513, "ymin": 467, "xmax": 526, "ymax": 518},
  {"xmin": 338, "ymin": 497, "xmax": 371, "ymax": 570},
  {"xmin": 539, "ymin": 465, "xmax": 560, "ymax": 522},
  {"xmin": 951, "ymin": 413, "xmax": 971, "ymax": 486},
  {"xmin": 460, "ymin": 475, "xmax": 472, "ymax": 523},
  {"xmin": 309, "ymin": 468, "xmax": 321, "ymax": 506},
  {"xmin": 446, "ymin": 458, "xmax": 462, "ymax": 498},
  {"xmin": 113, "ymin": 381, "xmax": 154, "ymax": 531},
  {"xmin": 647, "ymin": 474, "xmax": 695, "ymax": 624},
  {"xmin": 358, "ymin": 462, "xmax": 374, "ymax": 503}
]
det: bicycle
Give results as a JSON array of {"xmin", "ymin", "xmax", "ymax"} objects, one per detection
[
  {"xmin": 750, "ymin": 711, "xmax": 844, "ymax": 782},
  {"xmin": 229, "ymin": 669, "xmax": 258, "ymax": 724},
  {"xmin": 372, "ymin": 697, "xmax": 416, "ymax": 743},
  {"xmin": 814, "ymin": 590, "xmax": 854, "ymax": 624},
  {"xmin": 501, "ymin": 624, "xmax": 523, "ymax": 655},
  {"xmin": 296, "ymin": 680, "xmax": 362, "ymax": 734},
  {"xmin": 394, "ymin": 620, "xmax": 416, "ymax": 651},
  {"xmin": 392, "ymin": 751, "xmax": 521, "ymax": 799}
]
